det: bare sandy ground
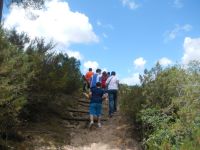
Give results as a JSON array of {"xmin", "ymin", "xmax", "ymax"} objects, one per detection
[{"xmin": 64, "ymin": 112, "xmax": 142, "ymax": 150}]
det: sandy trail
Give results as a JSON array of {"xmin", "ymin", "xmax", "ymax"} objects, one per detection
[{"xmin": 64, "ymin": 112, "xmax": 142, "ymax": 150}]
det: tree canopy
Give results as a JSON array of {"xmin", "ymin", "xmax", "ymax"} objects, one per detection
[{"xmin": 0, "ymin": 0, "xmax": 45, "ymax": 23}]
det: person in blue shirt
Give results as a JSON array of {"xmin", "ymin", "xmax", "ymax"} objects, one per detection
[
  {"xmin": 88, "ymin": 82, "xmax": 107, "ymax": 128},
  {"xmin": 90, "ymin": 68, "xmax": 102, "ymax": 89}
]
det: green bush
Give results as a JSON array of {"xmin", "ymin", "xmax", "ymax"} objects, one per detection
[
  {"xmin": 0, "ymin": 28, "xmax": 82, "ymax": 146},
  {"xmin": 121, "ymin": 62, "xmax": 200, "ymax": 149},
  {"xmin": 120, "ymin": 85, "xmax": 145, "ymax": 121}
]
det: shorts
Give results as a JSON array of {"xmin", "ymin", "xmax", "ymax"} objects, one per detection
[{"xmin": 89, "ymin": 103, "xmax": 102, "ymax": 117}]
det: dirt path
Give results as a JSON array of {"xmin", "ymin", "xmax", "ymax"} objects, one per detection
[
  {"xmin": 64, "ymin": 112, "xmax": 142, "ymax": 150},
  {"xmin": 18, "ymin": 97, "xmax": 142, "ymax": 150}
]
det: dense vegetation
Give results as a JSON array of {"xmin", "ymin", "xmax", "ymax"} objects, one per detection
[
  {"xmin": 120, "ymin": 62, "xmax": 200, "ymax": 149},
  {"xmin": 0, "ymin": 27, "xmax": 82, "ymax": 148}
]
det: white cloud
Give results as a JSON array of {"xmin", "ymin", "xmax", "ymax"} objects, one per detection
[
  {"xmin": 66, "ymin": 50, "xmax": 82, "ymax": 60},
  {"xmin": 182, "ymin": 37, "xmax": 200, "ymax": 64},
  {"xmin": 96, "ymin": 20, "xmax": 114, "ymax": 30},
  {"xmin": 164, "ymin": 24, "xmax": 192, "ymax": 42},
  {"xmin": 83, "ymin": 61, "xmax": 99, "ymax": 73},
  {"xmin": 121, "ymin": 0, "xmax": 140, "ymax": 10},
  {"xmin": 102, "ymin": 33, "xmax": 108, "ymax": 38},
  {"xmin": 105, "ymin": 24, "xmax": 114, "ymax": 30},
  {"xmin": 97, "ymin": 20, "xmax": 102, "ymax": 26},
  {"xmin": 158, "ymin": 57, "xmax": 173, "ymax": 66},
  {"xmin": 173, "ymin": 0, "xmax": 183, "ymax": 8},
  {"xmin": 134, "ymin": 57, "xmax": 146, "ymax": 69},
  {"xmin": 120, "ymin": 73, "xmax": 140, "ymax": 85},
  {"xmin": 4, "ymin": 0, "xmax": 98, "ymax": 49}
]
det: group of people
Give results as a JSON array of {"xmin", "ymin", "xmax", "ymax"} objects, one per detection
[{"xmin": 82, "ymin": 68, "xmax": 119, "ymax": 128}]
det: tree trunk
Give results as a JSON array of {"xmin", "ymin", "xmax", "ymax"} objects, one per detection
[{"xmin": 0, "ymin": 0, "xmax": 3, "ymax": 23}]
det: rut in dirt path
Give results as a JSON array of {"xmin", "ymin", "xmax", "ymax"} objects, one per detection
[{"xmin": 64, "ymin": 97, "xmax": 142, "ymax": 150}]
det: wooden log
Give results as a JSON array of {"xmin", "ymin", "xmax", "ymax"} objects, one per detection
[
  {"xmin": 78, "ymin": 103, "xmax": 89, "ymax": 107},
  {"xmin": 67, "ymin": 109, "xmax": 106, "ymax": 116},
  {"xmin": 67, "ymin": 109, "xmax": 89, "ymax": 114},
  {"xmin": 78, "ymin": 100, "xmax": 90, "ymax": 104},
  {"xmin": 61, "ymin": 117, "xmax": 108, "ymax": 121}
]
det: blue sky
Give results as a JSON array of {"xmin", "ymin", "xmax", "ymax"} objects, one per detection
[{"xmin": 3, "ymin": 0, "xmax": 200, "ymax": 85}]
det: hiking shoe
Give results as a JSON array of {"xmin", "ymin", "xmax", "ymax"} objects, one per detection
[
  {"xmin": 97, "ymin": 123, "xmax": 102, "ymax": 128},
  {"xmin": 88, "ymin": 122, "xmax": 94, "ymax": 128}
]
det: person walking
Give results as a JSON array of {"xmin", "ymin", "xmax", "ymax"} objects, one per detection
[
  {"xmin": 90, "ymin": 68, "xmax": 102, "ymax": 89},
  {"xmin": 107, "ymin": 72, "xmax": 110, "ymax": 78},
  {"xmin": 101, "ymin": 71, "xmax": 108, "ymax": 90},
  {"xmin": 106, "ymin": 71, "xmax": 119, "ymax": 117},
  {"xmin": 87, "ymin": 82, "xmax": 107, "ymax": 128},
  {"xmin": 84, "ymin": 68, "xmax": 94, "ymax": 90},
  {"xmin": 82, "ymin": 75, "xmax": 88, "ymax": 92}
]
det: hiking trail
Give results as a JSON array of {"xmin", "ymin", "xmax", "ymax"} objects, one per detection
[
  {"xmin": 16, "ymin": 96, "xmax": 142, "ymax": 150},
  {"xmin": 63, "ymin": 97, "xmax": 142, "ymax": 150}
]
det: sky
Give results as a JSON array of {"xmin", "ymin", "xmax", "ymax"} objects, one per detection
[{"xmin": 2, "ymin": 0, "xmax": 200, "ymax": 85}]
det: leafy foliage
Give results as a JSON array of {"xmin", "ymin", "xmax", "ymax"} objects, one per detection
[
  {"xmin": 1, "ymin": 0, "xmax": 45, "ymax": 23},
  {"xmin": 120, "ymin": 85, "xmax": 145, "ymax": 121},
  {"xmin": 0, "ymin": 28, "xmax": 82, "ymax": 146},
  {"xmin": 120, "ymin": 61, "xmax": 200, "ymax": 149}
]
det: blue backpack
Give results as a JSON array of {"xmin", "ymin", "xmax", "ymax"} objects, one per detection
[{"xmin": 90, "ymin": 74, "xmax": 99, "ymax": 88}]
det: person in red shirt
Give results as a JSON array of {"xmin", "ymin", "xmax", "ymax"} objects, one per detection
[{"xmin": 101, "ymin": 71, "xmax": 108, "ymax": 90}]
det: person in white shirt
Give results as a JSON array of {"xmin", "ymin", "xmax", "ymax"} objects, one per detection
[{"xmin": 106, "ymin": 71, "xmax": 119, "ymax": 117}]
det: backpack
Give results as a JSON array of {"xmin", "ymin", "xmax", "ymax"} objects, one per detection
[{"xmin": 90, "ymin": 73, "xmax": 98, "ymax": 88}]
